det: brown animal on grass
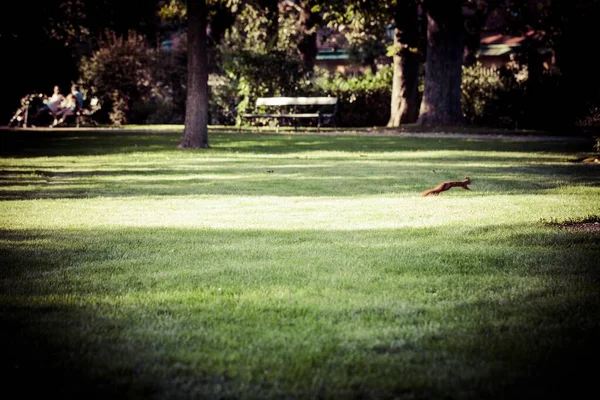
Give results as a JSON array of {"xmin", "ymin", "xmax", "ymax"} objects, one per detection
[{"xmin": 422, "ymin": 177, "xmax": 472, "ymax": 197}]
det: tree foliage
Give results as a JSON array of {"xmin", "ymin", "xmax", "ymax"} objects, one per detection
[
  {"xmin": 4, "ymin": 0, "xmax": 600, "ymax": 130},
  {"xmin": 79, "ymin": 31, "xmax": 161, "ymax": 125}
]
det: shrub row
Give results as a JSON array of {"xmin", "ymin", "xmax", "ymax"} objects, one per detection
[{"xmin": 79, "ymin": 34, "xmax": 593, "ymax": 129}]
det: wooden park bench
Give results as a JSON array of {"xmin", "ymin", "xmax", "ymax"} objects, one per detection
[{"xmin": 240, "ymin": 96, "xmax": 338, "ymax": 131}]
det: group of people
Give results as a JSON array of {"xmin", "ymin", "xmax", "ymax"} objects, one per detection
[{"xmin": 35, "ymin": 84, "xmax": 85, "ymax": 127}]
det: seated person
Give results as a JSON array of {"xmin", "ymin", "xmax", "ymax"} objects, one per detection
[
  {"xmin": 71, "ymin": 84, "xmax": 84, "ymax": 110},
  {"xmin": 52, "ymin": 94, "xmax": 78, "ymax": 126},
  {"xmin": 34, "ymin": 85, "xmax": 64, "ymax": 120}
]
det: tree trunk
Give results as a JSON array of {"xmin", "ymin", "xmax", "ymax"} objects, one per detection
[
  {"xmin": 388, "ymin": 0, "xmax": 420, "ymax": 127},
  {"xmin": 417, "ymin": 0, "xmax": 464, "ymax": 126},
  {"xmin": 524, "ymin": 38, "xmax": 544, "ymax": 128},
  {"xmin": 297, "ymin": 0, "xmax": 317, "ymax": 72},
  {"xmin": 179, "ymin": 0, "xmax": 209, "ymax": 149}
]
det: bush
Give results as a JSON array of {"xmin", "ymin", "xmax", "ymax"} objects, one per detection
[
  {"xmin": 311, "ymin": 67, "xmax": 392, "ymax": 127},
  {"xmin": 129, "ymin": 99, "xmax": 184, "ymax": 125},
  {"xmin": 212, "ymin": 62, "xmax": 392, "ymax": 128},
  {"xmin": 79, "ymin": 31, "xmax": 163, "ymax": 125},
  {"xmin": 217, "ymin": 50, "xmax": 307, "ymax": 125},
  {"xmin": 461, "ymin": 63, "xmax": 527, "ymax": 128},
  {"xmin": 577, "ymin": 100, "xmax": 600, "ymax": 129},
  {"xmin": 82, "ymin": 30, "xmax": 589, "ymax": 130},
  {"xmin": 149, "ymin": 44, "xmax": 188, "ymax": 124}
]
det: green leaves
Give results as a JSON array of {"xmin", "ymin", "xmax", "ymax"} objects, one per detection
[
  {"xmin": 79, "ymin": 31, "xmax": 162, "ymax": 125},
  {"xmin": 158, "ymin": 0, "xmax": 187, "ymax": 20}
]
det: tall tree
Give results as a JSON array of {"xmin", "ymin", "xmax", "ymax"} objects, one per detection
[
  {"xmin": 322, "ymin": 0, "xmax": 412, "ymax": 121},
  {"xmin": 388, "ymin": 0, "xmax": 420, "ymax": 127},
  {"xmin": 297, "ymin": 0, "xmax": 319, "ymax": 72},
  {"xmin": 417, "ymin": 0, "xmax": 465, "ymax": 126},
  {"xmin": 552, "ymin": 0, "xmax": 600, "ymax": 127},
  {"xmin": 179, "ymin": 0, "xmax": 209, "ymax": 149},
  {"xmin": 498, "ymin": 0, "xmax": 600, "ymax": 128}
]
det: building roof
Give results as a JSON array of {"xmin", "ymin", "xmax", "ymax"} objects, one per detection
[
  {"xmin": 478, "ymin": 30, "xmax": 541, "ymax": 56},
  {"xmin": 480, "ymin": 32, "xmax": 528, "ymax": 46}
]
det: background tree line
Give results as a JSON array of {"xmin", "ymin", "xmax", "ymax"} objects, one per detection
[{"xmin": 2, "ymin": 0, "xmax": 599, "ymax": 136}]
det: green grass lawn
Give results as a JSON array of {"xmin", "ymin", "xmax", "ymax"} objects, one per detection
[{"xmin": 1, "ymin": 128, "xmax": 599, "ymax": 399}]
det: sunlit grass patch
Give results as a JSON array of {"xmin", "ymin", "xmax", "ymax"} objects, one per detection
[{"xmin": 0, "ymin": 129, "xmax": 599, "ymax": 399}]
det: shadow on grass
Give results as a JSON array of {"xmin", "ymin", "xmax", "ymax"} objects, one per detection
[
  {"xmin": 0, "ymin": 129, "xmax": 595, "ymax": 158},
  {"xmin": 1, "ymin": 225, "xmax": 598, "ymax": 399},
  {"xmin": 2, "ymin": 129, "xmax": 597, "ymax": 199}
]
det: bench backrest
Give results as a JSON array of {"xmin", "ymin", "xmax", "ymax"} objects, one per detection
[{"xmin": 255, "ymin": 97, "xmax": 337, "ymax": 107}]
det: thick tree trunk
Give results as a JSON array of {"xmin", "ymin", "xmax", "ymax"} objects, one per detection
[
  {"xmin": 388, "ymin": 36, "xmax": 420, "ymax": 126},
  {"xmin": 524, "ymin": 39, "xmax": 544, "ymax": 128},
  {"xmin": 388, "ymin": 0, "xmax": 420, "ymax": 127},
  {"xmin": 179, "ymin": 0, "xmax": 209, "ymax": 149},
  {"xmin": 297, "ymin": 0, "xmax": 317, "ymax": 72},
  {"xmin": 417, "ymin": 0, "xmax": 464, "ymax": 126}
]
